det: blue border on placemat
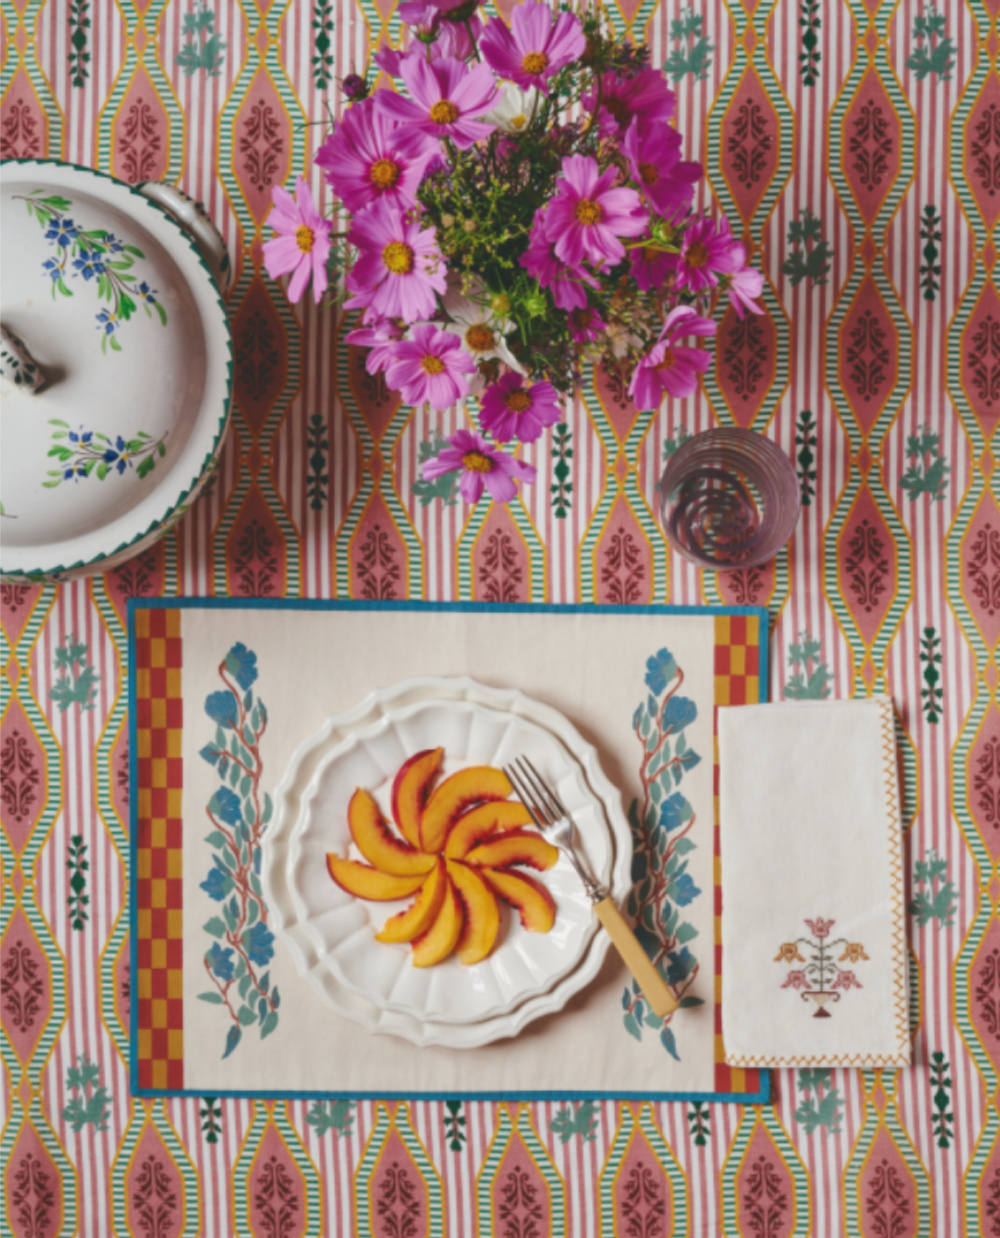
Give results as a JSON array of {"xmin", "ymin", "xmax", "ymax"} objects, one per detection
[{"xmin": 128, "ymin": 598, "xmax": 770, "ymax": 1104}]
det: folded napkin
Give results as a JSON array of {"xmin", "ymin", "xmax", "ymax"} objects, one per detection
[{"xmin": 718, "ymin": 696, "xmax": 909, "ymax": 1067}]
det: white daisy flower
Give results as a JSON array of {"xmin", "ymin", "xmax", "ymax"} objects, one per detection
[
  {"xmin": 483, "ymin": 84, "xmax": 541, "ymax": 134},
  {"xmin": 441, "ymin": 287, "xmax": 524, "ymax": 388}
]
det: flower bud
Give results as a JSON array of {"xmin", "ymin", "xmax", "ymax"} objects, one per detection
[
  {"xmin": 491, "ymin": 293, "xmax": 511, "ymax": 316},
  {"xmin": 342, "ymin": 74, "xmax": 369, "ymax": 101}
]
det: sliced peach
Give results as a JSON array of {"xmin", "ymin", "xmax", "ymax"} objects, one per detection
[
  {"xmin": 465, "ymin": 830, "xmax": 559, "ymax": 872},
  {"xmin": 443, "ymin": 800, "xmax": 534, "ymax": 859},
  {"xmin": 411, "ymin": 874, "xmax": 464, "ymax": 967},
  {"xmin": 448, "ymin": 860, "xmax": 500, "ymax": 965},
  {"xmin": 481, "ymin": 868, "xmax": 556, "ymax": 933},
  {"xmin": 420, "ymin": 767, "xmax": 513, "ymax": 854},
  {"xmin": 391, "ymin": 748, "xmax": 444, "ymax": 849},
  {"xmin": 348, "ymin": 788, "xmax": 435, "ymax": 877},
  {"xmin": 326, "ymin": 855, "xmax": 426, "ymax": 901},
  {"xmin": 376, "ymin": 860, "xmax": 447, "ymax": 943}
]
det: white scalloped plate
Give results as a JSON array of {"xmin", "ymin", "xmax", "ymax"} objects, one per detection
[{"xmin": 262, "ymin": 677, "xmax": 632, "ymax": 1049}]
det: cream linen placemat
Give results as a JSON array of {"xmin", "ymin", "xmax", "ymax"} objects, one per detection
[{"xmin": 718, "ymin": 697, "xmax": 909, "ymax": 1068}]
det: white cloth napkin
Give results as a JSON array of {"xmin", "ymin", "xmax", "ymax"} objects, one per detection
[{"xmin": 718, "ymin": 696, "xmax": 910, "ymax": 1067}]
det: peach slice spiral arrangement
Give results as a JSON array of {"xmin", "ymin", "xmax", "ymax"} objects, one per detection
[{"xmin": 325, "ymin": 747, "xmax": 559, "ymax": 967}]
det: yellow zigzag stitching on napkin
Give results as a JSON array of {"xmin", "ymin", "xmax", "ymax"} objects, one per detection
[
  {"xmin": 879, "ymin": 696, "xmax": 910, "ymax": 1058},
  {"xmin": 725, "ymin": 1052, "xmax": 911, "ymax": 1068}
]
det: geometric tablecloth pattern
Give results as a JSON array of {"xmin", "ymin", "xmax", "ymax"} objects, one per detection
[{"xmin": 0, "ymin": 0, "xmax": 992, "ymax": 1232}]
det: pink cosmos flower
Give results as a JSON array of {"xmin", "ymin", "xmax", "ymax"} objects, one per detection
[
  {"xmin": 622, "ymin": 119, "xmax": 701, "ymax": 217},
  {"xmin": 673, "ymin": 216, "xmax": 744, "ymax": 294},
  {"xmin": 583, "ymin": 69, "xmax": 676, "ymax": 137},
  {"xmin": 628, "ymin": 306, "xmax": 716, "ymax": 410},
  {"xmin": 434, "ymin": 14, "xmax": 482, "ymax": 59},
  {"xmin": 781, "ymin": 970, "xmax": 808, "ymax": 990},
  {"xmin": 398, "ymin": 0, "xmax": 440, "ymax": 34},
  {"xmin": 480, "ymin": 1, "xmax": 585, "ymax": 94},
  {"xmin": 421, "ymin": 428, "xmax": 536, "ymax": 503},
  {"xmin": 520, "ymin": 219, "xmax": 599, "ymax": 310},
  {"xmin": 479, "ymin": 372, "xmax": 561, "ymax": 443},
  {"xmin": 346, "ymin": 198, "xmax": 447, "ymax": 322},
  {"xmin": 630, "ymin": 238, "xmax": 676, "ymax": 293},
  {"xmin": 384, "ymin": 322, "xmax": 476, "ymax": 409},
  {"xmin": 544, "ymin": 154, "xmax": 647, "ymax": 269},
  {"xmin": 375, "ymin": 55, "xmax": 498, "ymax": 150},
  {"xmin": 374, "ymin": 42, "xmax": 404, "ymax": 77},
  {"xmin": 262, "ymin": 177, "xmax": 333, "ymax": 304},
  {"xmin": 568, "ymin": 304, "xmax": 606, "ymax": 343},
  {"xmin": 345, "ymin": 319, "xmax": 403, "ymax": 374},
  {"xmin": 725, "ymin": 254, "xmax": 764, "ymax": 319},
  {"xmin": 315, "ymin": 98, "xmax": 436, "ymax": 214}
]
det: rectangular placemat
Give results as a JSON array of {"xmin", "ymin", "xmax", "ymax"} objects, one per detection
[{"xmin": 129, "ymin": 600, "xmax": 769, "ymax": 1101}]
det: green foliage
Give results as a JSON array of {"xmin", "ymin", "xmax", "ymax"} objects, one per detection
[
  {"xmin": 901, "ymin": 426, "xmax": 949, "ymax": 502},
  {"xmin": 549, "ymin": 1100, "xmax": 599, "ymax": 1143},
  {"xmin": 799, "ymin": 1, "xmax": 820, "ymax": 86},
  {"xmin": 412, "ymin": 430, "xmax": 460, "ymax": 507},
  {"xmin": 920, "ymin": 626, "xmax": 943, "ymax": 724},
  {"xmin": 550, "ymin": 421, "xmax": 573, "ymax": 517},
  {"xmin": 929, "ymin": 1051, "xmax": 954, "ymax": 1148},
  {"xmin": 175, "ymin": 2, "xmax": 227, "ymax": 78},
  {"xmin": 795, "ymin": 410, "xmax": 817, "ymax": 506},
  {"xmin": 67, "ymin": 834, "xmax": 90, "ymax": 930},
  {"xmin": 664, "ymin": 7, "xmax": 713, "ymax": 82},
  {"xmin": 50, "ymin": 633, "xmax": 99, "ymax": 713},
  {"xmin": 444, "ymin": 1100, "xmax": 466, "ymax": 1151},
  {"xmin": 68, "ymin": 0, "xmax": 91, "ymax": 87},
  {"xmin": 312, "ymin": 0, "xmax": 335, "ymax": 91},
  {"xmin": 784, "ymin": 631, "xmax": 831, "ymax": 700},
  {"xmin": 920, "ymin": 205, "xmax": 942, "ymax": 301},
  {"xmin": 909, "ymin": 848, "xmax": 957, "ymax": 928},
  {"xmin": 780, "ymin": 209, "xmax": 833, "ymax": 287},
  {"xmin": 44, "ymin": 420, "xmax": 168, "ymax": 489},
  {"xmin": 306, "ymin": 413, "xmax": 329, "ymax": 511},
  {"xmin": 62, "ymin": 1054, "xmax": 111, "ymax": 1132},
  {"xmin": 200, "ymin": 1097, "xmax": 223, "ymax": 1143},
  {"xmin": 794, "ymin": 1068, "xmax": 843, "ymax": 1135},
  {"xmin": 688, "ymin": 1100, "xmax": 710, "ymax": 1146},
  {"xmin": 906, "ymin": 6, "xmax": 956, "ymax": 82},
  {"xmin": 306, "ymin": 1099, "xmax": 356, "ymax": 1136}
]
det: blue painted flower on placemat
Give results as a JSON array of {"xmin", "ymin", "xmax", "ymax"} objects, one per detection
[
  {"xmin": 18, "ymin": 191, "xmax": 168, "ymax": 353},
  {"xmin": 44, "ymin": 420, "xmax": 167, "ymax": 487},
  {"xmin": 197, "ymin": 642, "xmax": 280, "ymax": 1058},
  {"xmin": 621, "ymin": 647, "xmax": 704, "ymax": 1058}
]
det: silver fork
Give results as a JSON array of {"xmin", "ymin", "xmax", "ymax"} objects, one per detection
[{"xmin": 504, "ymin": 756, "xmax": 679, "ymax": 1018}]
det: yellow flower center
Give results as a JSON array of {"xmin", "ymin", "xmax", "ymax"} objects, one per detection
[
  {"xmin": 506, "ymin": 389, "xmax": 532, "ymax": 413},
  {"xmin": 465, "ymin": 324, "xmax": 495, "ymax": 352},
  {"xmin": 382, "ymin": 241, "xmax": 414, "ymax": 274},
  {"xmin": 511, "ymin": 113, "xmax": 528, "ymax": 130},
  {"xmin": 370, "ymin": 158, "xmax": 401, "ymax": 189},
  {"xmin": 430, "ymin": 100, "xmax": 460, "ymax": 124},
  {"xmin": 574, "ymin": 198, "xmax": 603, "ymax": 226},
  {"xmin": 685, "ymin": 241, "xmax": 708, "ymax": 268},
  {"xmin": 522, "ymin": 51, "xmax": 548, "ymax": 75},
  {"xmin": 639, "ymin": 162, "xmax": 659, "ymax": 186},
  {"xmin": 463, "ymin": 450, "xmax": 494, "ymax": 473},
  {"xmin": 571, "ymin": 308, "xmax": 593, "ymax": 331},
  {"xmin": 295, "ymin": 225, "xmax": 315, "ymax": 253},
  {"xmin": 421, "ymin": 355, "xmax": 446, "ymax": 375}
]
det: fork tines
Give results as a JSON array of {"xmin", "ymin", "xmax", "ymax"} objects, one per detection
[{"xmin": 504, "ymin": 756, "xmax": 566, "ymax": 825}]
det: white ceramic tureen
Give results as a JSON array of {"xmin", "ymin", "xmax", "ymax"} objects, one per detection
[{"xmin": 0, "ymin": 160, "xmax": 232, "ymax": 580}]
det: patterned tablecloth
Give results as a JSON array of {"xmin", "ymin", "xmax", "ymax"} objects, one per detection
[{"xmin": 0, "ymin": 0, "xmax": 990, "ymax": 1233}]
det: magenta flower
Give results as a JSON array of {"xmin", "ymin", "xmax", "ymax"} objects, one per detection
[
  {"xmin": 480, "ymin": 1, "xmax": 585, "ymax": 94},
  {"xmin": 520, "ymin": 219, "xmax": 598, "ymax": 310},
  {"xmin": 568, "ymin": 304, "xmax": 606, "ymax": 343},
  {"xmin": 398, "ymin": 0, "xmax": 440, "ymax": 33},
  {"xmin": 433, "ymin": 14, "xmax": 482, "ymax": 60},
  {"xmin": 674, "ymin": 216, "xmax": 744, "ymax": 294},
  {"xmin": 374, "ymin": 42, "xmax": 404, "ymax": 77},
  {"xmin": 805, "ymin": 917, "xmax": 835, "ymax": 939},
  {"xmin": 375, "ymin": 55, "xmax": 498, "ymax": 150},
  {"xmin": 479, "ymin": 372, "xmax": 561, "ymax": 443},
  {"xmin": 262, "ymin": 177, "xmax": 332, "ymax": 304},
  {"xmin": 583, "ymin": 69, "xmax": 675, "ymax": 137},
  {"xmin": 345, "ymin": 319, "xmax": 403, "ymax": 374},
  {"xmin": 315, "ymin": 98, "xmax": 436, "ymax": 214},
  {"xmin": 622, "ymin": 119, "xmax": 701, "ymax": 217},
  {"xmin": 421, "ymin": 428, "xmax": 536, "ymax": 502},
  {"xmin": 385, "ymin": 323, "xmax": 476, "ymax": 410},
  {"xmin": 544, "ymin": 154, "xmax": 646, "ymax": 269},
  {"xmin": 725, "ymin": 253, "xmax": 764, "ymax": 319},
  {"xmin": 346, "ymin": 198, "xmax": 447, "ymax": 322},
  {"xmin": 629, "ymin": 238, "xmax": 676, "ymax": 293},
  {"xmin": 628, "ymin": 306, "xmax": 716, "ymax": 410}
]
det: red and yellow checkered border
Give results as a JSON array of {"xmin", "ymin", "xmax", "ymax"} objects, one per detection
[
  {"xmin": 712, "ymin": 614, "xmax": 763, "ymax": 1096},
  {"xmin": 135, "ymin": 606, "xmax": 184, "ymax": 1091}
]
